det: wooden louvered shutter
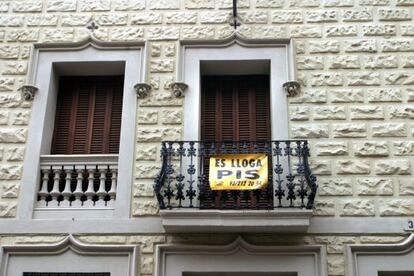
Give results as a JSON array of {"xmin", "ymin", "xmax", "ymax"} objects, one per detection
[
  {"xmin": 201, "ymin": 75, "xmax": 271, "ymax": 209},
  {"xmin": 52, "ymin": 76, "xmax": 124, "ymax": 155}
]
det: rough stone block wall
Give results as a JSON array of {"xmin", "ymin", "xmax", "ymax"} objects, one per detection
[{"xmin": 0, "ymin": 1, "xmax": 413, "ymax": 275}]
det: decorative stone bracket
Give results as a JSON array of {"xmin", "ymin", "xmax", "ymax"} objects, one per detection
[
  {"xmin": 19, "ymin": 85, "xmax": 39, "ymax": 101},
  {"xmin": 283, "ymin": 81, "xmax": 301, "ymax": 97},
  {"xmin": 171, "ymin": 82, "xmax": 188, "ymax": 98},
  {"xmin": 134, "ymin": 83, "xmax": 151, "ymax": 99}
]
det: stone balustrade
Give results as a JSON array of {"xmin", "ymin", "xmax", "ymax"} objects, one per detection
[{"xmin": 37, "ymin": 155, "xmax": 118, "ymax": 208}]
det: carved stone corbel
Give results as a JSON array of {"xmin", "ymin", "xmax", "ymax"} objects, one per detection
[
  {"xmin": 19, "ymin": 85, "xmax": 39, "ymax": 101},
  {"xmin": 283, "ymin": 81, "xmax": 301, "ymax": 97},
  {"xmin": 171, "ymin": 82, "xmax": 188, "ymax": 98},
  {"xmin": 134, "ymin": 83, "xmax": 151, "ymax": 99}
]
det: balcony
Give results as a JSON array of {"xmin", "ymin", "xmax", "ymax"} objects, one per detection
[
  {"xmin": 154, "ymin": 140, "xmax": 317, "ymax": 233},
  {"xmin": 34, "ymin": 154, "xmax": 118, "ymax": 219}
]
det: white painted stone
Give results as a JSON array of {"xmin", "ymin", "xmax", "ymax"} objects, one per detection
[
  {"xmin": 80, "ymin": 0, "xmax": 111, "ymax": 11},
  {"xmin": 354, "ymin": 141, "xmax": 388, "ymax": 156},
  {"xmin": 313, "ymin": 106, "xmax": 346, "ymax": 120},
  {"xmin": 393, "ymin": 141, "xmax": 414, "ymax": 155},
  {"xmin": 129, "ymin": 235, "xmax": 165, "ymax": 253},
  {"xmin": 306, "ymin": 10, "xmax": 338, "ymax": 22},
  {"xmin": 0, "ymin": 165, "xmax": 22, "ymax": 179},
  {"xmin": 367, "ymin": 88, "xmax": 402, "ymax": 102},
  {"xmin": 184, "ymin": 0, "xmax": 215, "ymax": 9},
  {"xmin": 6, "ymin": 147, "xmax": 25, "ymax": 161},
  {"xmin": 333, "ymin": 123, "xmax": 367, "ymax": 137},
  {"xmin": 290, "ymin": 26, "xmax": 322, "ymax": 37},
  {"xmin": 350, "ymin": 106, "xmax": 384, "ymax": 119},
  {"xmin": 134, "ymin": 182, "xmax": 155, "ymax": 197},
  {"xmin": 111, "ymin": 28, "xmax": 143, "ymax": 41},
  {"xmin": 0, "ymin": 202, "xmax": 16, "ymax": 217},
  {"xmin": 336, "ymin": 160, "xmax": 371, "ymax": 174},
  {"xmin": 271, "ymin": 11, "xmax": 303, "ymax": 23},
  {"xmin": 113, "ymin": 0, "xmax": 145, "ymax": 10},
  {"xmin": 389, "ymin": 106, "xmax": 414, "ymax": 119},
  {"xmin": 147, "ymin": 27, "xmax": 180, "ymax": 40},
  {"xmin": 150, "ymin": 60, "xmax": 174, "ymax": 73},
  {"xmin": 399, "ymin": 179, "xmax": 414, "ymax": 195},
  {"xmin": 166, "ymin": 12, "xmax": 197, "ymax": 24},
  {"xmin": 151, "ymin": 44, "xmax": 161, "ymax": 57},
  {"xmin": 77, "ymin": 236, "xmax": 127, "ymax": 244},
  {"xmin": 323, "ymin": 0, "xmax": 354, "ymax": 6},
  {"xmin": 27, "ymin": 15, "xmax": 59, "ymax": 26},
  {"xmin": 364, "ymin": 55, "xmax": 398, "ymax": 69},
  {"xmin": 132, "ymin": 200, "xmax": 159, "ymax": 216},
  {"xmin": 136, "ymin": 145, "xmax": 157, "ymax": 161},
  {"xmin": 200, "ymin": 11, "xmax": 230, "ymax": 23},
  {"xmin": 319, "ymin": 178, "xmax": 353, "ymax": 195},
  {"xmin": 343, "ymin": 9, "xmax": 373, "ymax": 21},
  {"xmin": 357, "ymin": 178, "xmax": 393, "ymax": 195},
  {"xmin": 360, "ymin": 0, "xmax": 389, "ymax": 5},
  {"xmin": 61, "ymin": 15, "xmax": 92, "ymax": 26},
  {"xmin": 362, "ymin": 24, "xmax": 397, "ymax": 36},
  {"xmin": 0, "ymin": 15, "xmax": 24, "ymax": 27},
  {"xmin": 41, "ymin": 29, "xmax": 74, "ymax": 43},
  {"xmin": 297, "ymin": 56, "xmax": 324, "ymax": 70},
  {"xmin": 149, "ymin": 0, "xmax": 179, "ymax": 10},
  {"xmin": 291, "ymin": 124, "xmax": 329, "ymax": 138},
  {"xmin": 137, "ymin": 110, "xmax": 158, "ymax": 125},
  {"xmin": 310, "ymin": 160, "xmax": 332, "ymax": 175},
  {"xmin": 164, "ymin": 44, "xmax": 175, "ymax": 57},
  {"xmin": 13, "ymin": 1, "xmax": 42, "ymax": 12},
  {"xmin": 217, "ymin": 0, "xmax": 250, "ymax": 9},
  {"xmin": 372, "ymin": 123, "xmax": 407, "ymax": 137},
  {"xmin": 289, "ymin": 106, "xmax": 309, "ymax": 121},
  {"xmin": 256, "ymin": 0, "xmax": 285, "ymax": 7},
  {"xmin": 385, "ymin": 72, "xmax": 414, "ymax": 85},
  {"xmin": 47, "ymin": 0, "xmax": 77, "ymax": 11},
  {"xmin": 309, "ymin": 40, "xmax": 340, "ymax": 53},
  {"xmin": 340, "ymin": 199, "xmax": 375, "ymax": 216},
  {"xmin": 325, "ymin": 25, "xmax": 357, "ymax": 37},
  {"xmin": 182, "ymin": 26, "xmax": 215, "ymax": 39},
  {"xmin": 401, "ymin": 24, "xmax": 414, "ymax": 35},
  {"xmin": 0, "ymin": 45, "xmax": 19, "ymax": 59},
  {"xmin": 347, "ymin": 72, "xmax": 380, "ymax": 86},
  {"xmin": 238, "ymin": 11, "xmax": 268, "ymax": 23},
  {"xmin": 1, "ymin": 182, "xmax": 19, "ymax": 198},
  {"xmin": 401, "ymin": 55, "xmax": 414, "ymax": 68},
  {"xmin": 310, "ymin": 73, "xmax": 343, "ymax": 86},
  {"xmin": 380, "ymin": 199, "xmax": 414, "ymax": 216},
  {"xmin": 161, "ymin": 110, "xmax": 182, "ymax": 124},
  {"xmin": 0, "ymin": 129, "xmax": 27, "ymax": 143},
  {"xmin": 314, "ymin": 200, "xmax": 336, "ymax": 216},
  {"xmin": 360, "ymin": 236, "xmax": 404, "ymax": 243},
  {"xmin": 330, "ymin": 89, "xmax": 364, "ymax": 103},
  {"xmin": 379, "ymin": 8, "xmax": 412, "ymax": 21},
  {"xmin": 344, "ymin": 39, "xmax": 377, "ymax": 52},
  {"xmin": 7, "ymin": 30, "xmax": 39, "ymax": 42},
  {"xmin": 381, "ymin": 39, "xmax": 414, "ymax": 52},
  {"xmin": 375, "ymin": 160, "xmax": 411, "ymax": 174},
  {"xmin": 252, "ymin": 26, "xmax": 287, "ymax": 39},
  {"xmin": 3, "ymin": 61, "xmax": 27, "ymax": 75},
  {"xmin": 315, "ymin": 142, "xmax": 348, "ymax": 156},
  {"xmin": 131, "ymin": 13, "xmax": 162, "ymax": 25},
  {"xmin": 96, "ymin": 14, "xmax": 128, "ymax": 26},
  {"xmin": 289, "ymin": 0, "xmax": 321, "ymax": 7},
  {"xmin": 327, "ymin": 56, "xmax": 360, "ymax": 69}
]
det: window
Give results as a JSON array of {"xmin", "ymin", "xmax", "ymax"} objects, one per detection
[
  {"xmin": 52, "ymin": 76, "xmax": 124, "ymax": 155},
  {"xmin": 18, "ymin": 40, "xmax": 144, "ymax": 220}
]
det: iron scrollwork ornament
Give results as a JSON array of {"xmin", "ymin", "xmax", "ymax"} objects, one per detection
[{"xmin": 283, "ymin": 81, "xmax": 301, "ymax": 97}]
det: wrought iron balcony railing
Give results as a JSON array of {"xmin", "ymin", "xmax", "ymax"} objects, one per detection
[{"xmin": 154, "ymin": 140, "xmax": 317, "ymax": 210}]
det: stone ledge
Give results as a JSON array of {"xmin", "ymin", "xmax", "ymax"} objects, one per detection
[{"xmin": 160, "ymin": 209, "xmax": 313, "ymax": 233}]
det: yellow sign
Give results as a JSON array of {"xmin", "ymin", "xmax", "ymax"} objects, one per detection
[{"xmin": 209, "ymin": 154, "xmax": 268, "ymax": 190}]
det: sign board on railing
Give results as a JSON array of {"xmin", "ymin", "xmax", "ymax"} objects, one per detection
[{"xmin": 209, "ymin": 154, "xmax": 268, "ymax": 190}]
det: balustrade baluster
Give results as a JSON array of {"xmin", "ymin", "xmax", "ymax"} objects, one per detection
[
  {"xmin": 48, "ymin": 166, "xmax": 62, "ymax": 207},
  {"xmin": 38, "ymin": 167, "xmax": 50, "ymax": 207},
  {"xmin": 84, "ymin": 166, "xmax": 96, "ymax": 207},
  {"xmin": 95, "ymin": 166, "xmax": 108, "ymax": 207},
  {"xmin": 72, "ymin": 166, "xmax": 84, "ymax": 207},
  {"xmin": 107, "ymin": 166, "xmax": 117, "ymax": 207},
  {"xmin": 60, "ymin": 167, "xmax": 73, "ymax": 207}
]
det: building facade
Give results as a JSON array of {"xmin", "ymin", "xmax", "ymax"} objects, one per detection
[{"xmin": 0, "ymin": 0, "xmax": 414, "ymax": 275}]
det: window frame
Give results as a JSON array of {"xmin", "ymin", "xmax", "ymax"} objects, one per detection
[{"xmin": 18, "ymin": 38, "xmax": 146, "ymax": 220}]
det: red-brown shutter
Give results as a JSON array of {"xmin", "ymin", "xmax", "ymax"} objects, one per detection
[
  {"xmin": 52, "ymin": 76, "xmax": 124, "ymax": 155},
  {"xmin": 200, "ymin": 75, "xmax": 271, "ymax": 209}
]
